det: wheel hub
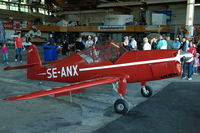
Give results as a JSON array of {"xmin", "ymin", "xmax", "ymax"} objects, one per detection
[
  {"xmin": 144, "ymin": 89, "xmax": 149, "ymax": 95},
  {"xmin": 117, "ymin": 104, "xmax": 124, "ymax": 111}
]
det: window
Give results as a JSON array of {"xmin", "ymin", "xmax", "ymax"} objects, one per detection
[
  {"xmin": 20, "ymin": 5, "xmax": 28, "ymax": 12},
  {"xmin": 32, "ymin": 8, "xmax": 37, "ymax": 13},
  {"xmin": 0, "ymin": 2, "xmax": 7, "ymax": 10},
  {"xmin": 10, "ymin": 4, "xmax": 18, "ymax": 11},
  {"xmin": 39, "ymin": 8, "xmax": 44, "ymax": 14},
  {"xmin": 44, "ymin": 9, "xmax": 48, "ymax": 15}
]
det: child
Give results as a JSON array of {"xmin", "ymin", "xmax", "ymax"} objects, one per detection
[
  {"xmin": 193, "ymin": 53, "xmax": 200, "ymax": 75},
  {"xmin": 1, "ymin": 43, "xmax": 9, "ymax": 65}
]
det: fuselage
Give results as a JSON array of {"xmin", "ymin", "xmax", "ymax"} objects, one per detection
[{"xmin": 30, "ymin": 49, "xmax": 182, "ymax": 83}]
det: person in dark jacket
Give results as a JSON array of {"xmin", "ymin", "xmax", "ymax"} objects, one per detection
[
  {"xmin": 179, "ymin": 37, "xmax": 189, "ymax": 52},
  {"xmin": 75, "ymin": 37, "xmax": 85, "ymax": 51},
  {"xmin": 62, "ymin": 39, "xmax": 69, "ymax": 55}
]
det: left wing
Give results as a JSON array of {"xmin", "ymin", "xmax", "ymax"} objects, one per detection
[{"xmin": 4, "ymin": 77, "xmax": 120, "ymax": 101}]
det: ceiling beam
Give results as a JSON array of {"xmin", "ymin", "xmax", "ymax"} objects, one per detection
[
  {"xmin": 97, "ymin": 0, "xmax": 187, "ymax": 8},
  {"xmin": 56, "ymin": 9, "xmax": 114, "ymax": 15}
]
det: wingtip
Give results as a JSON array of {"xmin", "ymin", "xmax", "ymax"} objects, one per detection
[
  {"xmin": 4, "ymin": 66, "xmax": 12, "ymax": 71},
  {"xmin": 3, "ymin": 98, "xmax": 16, "ymax": 101}
]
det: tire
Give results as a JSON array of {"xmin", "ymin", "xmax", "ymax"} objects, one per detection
[
  {"xmin": 114, "ymin": 99, "xmax": 129, "ymax": 114},
  {"xmin": 141, "ymin": 86, "xmax": 153, "ymax": 97}
]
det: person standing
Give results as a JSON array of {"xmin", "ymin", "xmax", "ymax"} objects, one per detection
[
  {"xmin": 157, "ymin": 35, "xmax": 167, "ymax": 49},
  {"xmin": 61, "ymin": 39, "xmax": 69, "ymax": 55},
  {"xmin": 179, "ymin": 37, "xmax": 189, "ymax": 52},
  {"xmin": 93, "ymin": 36, "xmax": 99, "ymax": 45},
  {"xmin": 14, "ymin": 33, "xmax": 24, "ymax": 63},
  {"xmin": 150, "ymin": 38, "xmax": 157, "ymax": 50},
  {"xmin": 75, "ymin": 37, "xmax": 85, "ymax": 51},
  {"xmin": 187, "ymin": 42, "xmax": 197, "ymax": 56},
  {"xmin": 49, "ymin": 34, "xmax": 55, "ymax": 45},
  {"xmin": 85, "ymin": 36, "xmax": 94, "ymax": 48},
  {"xmin": 166, "ymin": 36, "xmax": 173, "ymax": 49},
  {"xmin": 129, "ymin": 37, "xmax": 137, "ymax": 51},
  {"xmin": 143, "ymin": 37, "xmax": 151, "ymax": 50},
  {"xmin": 1, "ymin": 43, "xmax": 9, "ymax": 65},
  {"xmin": 122, "ymin": 36, "xmax": 130, "ymax": 50},
  {"xmin": 182, "ymin": 54, "xmax": 194, "ymax": 80},
  {"xmin": 193, "ymin": 53, "xmax": 200, "ymax": 75},
  {"xmin": 187, "ymin": 42, "xmax": 197, "ymax": 75},
  {"xmin": 172, "ymin": 38, "xmax": 181, "ymax": 50}
]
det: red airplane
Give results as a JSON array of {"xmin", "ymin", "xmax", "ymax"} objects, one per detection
[{"xmin": 3, "ymin": 41, "xmax": 191, "ymax": 114}]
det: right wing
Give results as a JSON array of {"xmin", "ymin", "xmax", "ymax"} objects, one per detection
[{"xmin": 4, "ymin": 77, "xmax": 120, "ymax": 101}]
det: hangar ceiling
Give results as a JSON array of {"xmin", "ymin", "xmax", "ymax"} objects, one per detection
[{"xmin": 51, "ymin": 0, "xmax": 189, "ymax": 12}]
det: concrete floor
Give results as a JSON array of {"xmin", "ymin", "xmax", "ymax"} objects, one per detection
[{"xmin": 0, "ymin": 46, "xmax": 200, "ymax": 133}]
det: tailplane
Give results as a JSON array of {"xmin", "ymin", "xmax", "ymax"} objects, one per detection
[{"xmin": 4, "ymin": 45, "xmax": 42, "ymax": 79}]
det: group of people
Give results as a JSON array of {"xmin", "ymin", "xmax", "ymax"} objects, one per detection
[
  {"xmin": 61, "ymin": 35, "xmax": 99, "ymax": 55},
  {"xmin": 1, "ymin": 33, "xmax": 26, "ymax": 65},
  {"xmin": 122, "ymin": 35, "xmax": 200, "ymax": 80},
  {"xmin": 75, "ymin": 35, "xmax": 99, "ymax": 50}
]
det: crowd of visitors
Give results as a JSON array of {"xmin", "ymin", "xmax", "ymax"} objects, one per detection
[{"xmin": 120, "ymin": 34, "xmax": 200, "ymax": 80}]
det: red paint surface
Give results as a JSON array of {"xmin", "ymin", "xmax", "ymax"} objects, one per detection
[{"xmin": 4, "ymin": 42, "xmax": 182, "ymax": 101}]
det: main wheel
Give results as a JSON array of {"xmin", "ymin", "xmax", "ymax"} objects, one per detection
[
  {"xmin": 141, "ymin": 86, "xmax": 153, "ymax": 97},
  {"xmin": 114, "ymin": 99, "xmax": 129, "ymax": 114}
]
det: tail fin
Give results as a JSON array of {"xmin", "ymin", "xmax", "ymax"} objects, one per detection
[{"xmin": 27, "ymin": 45, "xmax": 42, "ymax": 79}]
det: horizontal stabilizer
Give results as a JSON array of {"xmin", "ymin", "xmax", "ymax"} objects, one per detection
[
  {"xmin": 4, "ymin": 64, "xmax": 38, "ymax": 71},
  {"xmin": 42, "ymin": 60, "xmax": 59, "ymax": 65},
  {"xmin": 4, "ymin": 77, "xmax": 120, "ymax": 101}
]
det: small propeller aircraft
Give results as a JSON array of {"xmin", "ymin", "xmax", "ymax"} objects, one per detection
[{"xmin": 3, "ymin": 40, "xmax": 192, "ymax": 114}]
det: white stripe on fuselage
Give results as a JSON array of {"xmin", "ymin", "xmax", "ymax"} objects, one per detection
[
  {"xmin": 79, "ymin": 56, "xmax": 180, "ymax": 72},
  {"xmin": 37, "ymin": 73, "xmax": 46, "ymax": 76}
]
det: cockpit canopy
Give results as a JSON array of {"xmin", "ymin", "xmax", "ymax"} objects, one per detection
[{"xmin": 79, "ymin": 40, "xmax": 127, "ymax": 64}]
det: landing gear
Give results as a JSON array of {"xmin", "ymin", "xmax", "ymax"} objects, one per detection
[
  {"xmin": 112, "ymin": 82, "xmax": 129, "ymax": 114},
  {"xmin": 141, "ymin": 86, "xmax": 153, "ymax": 97},
  {"xmin": 114, "ymin": 99, "xmax": 129, "ymax": 114}
]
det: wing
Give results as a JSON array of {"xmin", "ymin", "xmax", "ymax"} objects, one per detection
[{"xmin": 4, "ymin": 77, "xmax": 120, "ymax": 101}]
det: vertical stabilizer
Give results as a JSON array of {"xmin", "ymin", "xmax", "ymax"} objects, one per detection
[{"xmin": 27, "ymin": 45, "xmax": 42, "ymax": 79}]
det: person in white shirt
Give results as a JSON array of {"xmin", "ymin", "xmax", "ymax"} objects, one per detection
[
  {"xmin": 143, "ymin": 37, "xmax": 151, "ymax": 50},
  {"xmin": 85, "ymin": 35, "xmax": 94, "ymax": 48},
  {"xmin": 129, "ymin": 37, "xmax": 137, "ymax": 50}
]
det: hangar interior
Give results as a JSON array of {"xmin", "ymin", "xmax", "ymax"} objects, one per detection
[{"xmin": 0, "ymin": 0, "xmax": 200, "ymax": 133}]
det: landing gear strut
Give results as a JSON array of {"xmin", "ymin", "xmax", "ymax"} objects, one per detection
[{"xmin": 112, "ymin": 82, "xmax": 129, "ymax": 114}]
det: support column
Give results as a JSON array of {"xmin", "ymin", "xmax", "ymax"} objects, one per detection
[{"xmin": 185, "ymin": 0, "xmax": 195, "ymax": 39}]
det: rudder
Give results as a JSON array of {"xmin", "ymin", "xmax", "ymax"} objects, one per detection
[{"xmin": 27, "ymin": 45, "xmax": 42, "ymax": 79}]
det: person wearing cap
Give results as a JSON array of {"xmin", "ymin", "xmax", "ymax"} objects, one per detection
[{"xmin": 172, "ymin": 38, "xmax": 181, "ymax": 49}]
